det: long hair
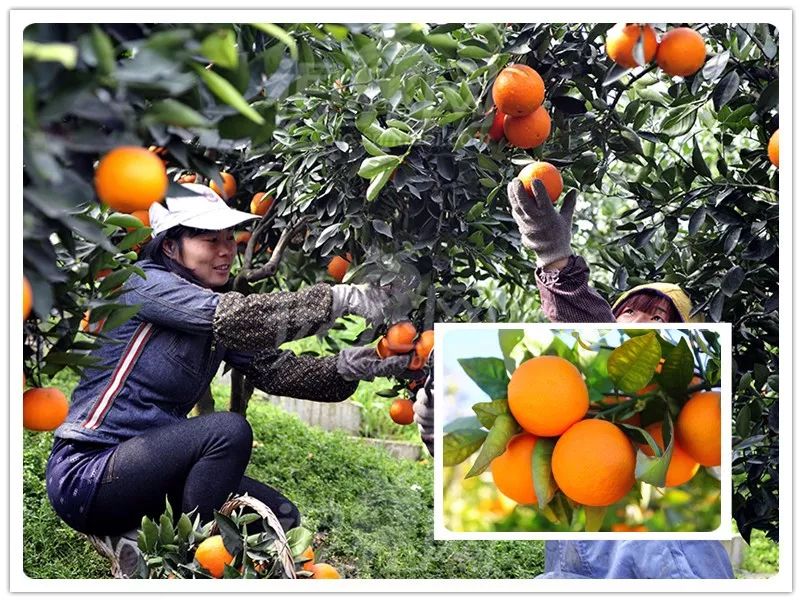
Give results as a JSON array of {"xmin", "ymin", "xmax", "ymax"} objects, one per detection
[
  {"xmin": 612, "ymin": 289, "xmax": 683, "ymax": 322},
  {"xmin": 139, "ymin": 225, "xmax": 233, "ymax": 291}
]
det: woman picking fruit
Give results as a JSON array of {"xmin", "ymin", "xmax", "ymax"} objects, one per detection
[
  {"xmin": 45, "ymin": 184, "xmax": 422, "ymax": 577},
  {"xmin": 505, "ymin": 176, "xmax": 733, "ymax": 579}
]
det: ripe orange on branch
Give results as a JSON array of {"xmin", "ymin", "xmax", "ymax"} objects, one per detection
[
  {"xmin": 552, "ymin": 419, "xmax": 636, "ymax": 507},
  {"xmin": 492, "ymin": 64, "xmax": 545, "ymax": 117},
  {"xmin": 508, "ymin": 356, "xmax": 589, "ymax": 437},
  {"xmin": 768, "ymin": 129, "xmax": 779, "ymax": 167},
  {"xmin": 309, "ymin": 563, "xmax": 341, "ymax": 579},
  {"xmin": 518, "ymin": 161, "xmax": 564, "ymax": 204},
  {"xmin": 490, "ymin": 433, "xmax": 539, "ymax": 505},
  {"xmin": 250, "ymin": 192, "xmax": 274, "ymax": 216},
  {"xmin": 656, "ymin": 27, "xmax": 707, "ymax": 77},
  {"xmin": 488, "ymin": 110, "xmax": 506, "ymax": 141},
  {"xmin": 606, "ymin": 23, "xmax": 658, "ymax": 68},
  {"xmin": 94, "ymin": 146, "xmax": 168, "ymax": 213},
  {"xmin": 210, "ymin": 172, "xmax": 237, "ymax": 201},
  {"xmin": 23, "ymin": 276, "xmax": 33, "ymax": 320},
  {"xmin": 23, "ymin": 387, "xmax": 69, "ymax": 431},
  {"xmin": 676, "ymin": 391, "xmax": 721, "ymax": 466},
  {"xmin": 385, "ymin": 321, "xmax": 418, "ymax": 354},
  {"xmin": 389, "ymin": 398, "xmax": 415, "ymax": 425},
  {"xmin": 503, "ymin": 106, "xmax": 552, "ymax": 149},
  {"xmin": 327, "ymin": 253, "xmax": 352, "ymax": 282}
]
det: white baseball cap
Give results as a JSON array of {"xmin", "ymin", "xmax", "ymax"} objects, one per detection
[{"xmin": 149, "ymin": 183, "xmax": 259, "ymax": 235}]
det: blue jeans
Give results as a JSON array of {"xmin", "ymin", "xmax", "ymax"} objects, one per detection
[{"xmin": 539, "ymin": 540, "xmax": 735, "ymax": 579}]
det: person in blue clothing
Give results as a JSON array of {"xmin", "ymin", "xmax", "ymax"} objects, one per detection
[
  {"xmin": 46, "ymin": 183, "xmax": 418, "ymax": 578},
  {"xmin": 501, "ymin": 177, "xmax": 734, "ymax": 578}
]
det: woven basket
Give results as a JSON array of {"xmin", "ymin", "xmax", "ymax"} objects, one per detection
[{"xmin": 211, "ymin": 494, "xmax": 297, "ymax": 579}]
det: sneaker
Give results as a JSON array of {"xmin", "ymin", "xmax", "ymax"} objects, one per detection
[{"xmin": 84, "ymin": 529, "xmax": 144, "ymax": 579}]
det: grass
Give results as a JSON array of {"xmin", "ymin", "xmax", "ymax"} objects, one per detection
[
  {"xmin": 739, "ymin": 529, "xmax": 780, "ymax": 575},
  {"xmin": 23, "ymin": 373, "xmax": 545, "ymax": 579}
]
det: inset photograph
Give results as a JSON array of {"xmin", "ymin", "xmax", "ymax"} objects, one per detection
[{"xmin": 437, "ymin": 324, "xmax": 731, "ymax": 538}]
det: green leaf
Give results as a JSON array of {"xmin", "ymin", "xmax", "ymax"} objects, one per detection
[
  {"xmin": 116, "ymin": 227, "xmax": 153, "ymax": 251},
  {"xmin": 90, "ymin": 25, "xmax": 116, "ymax": 76},
  {"xmin": 532, "ymin": 438, "xmax": 557, "ymax": 509},
  {"xmin": 584, "ymin": 506, "xmax": 607, "ymax": 532},
  {"xmin": 177, "ymin": 513, "xmax": 194, "ymax": 542},
  {"xmin": 140, "ymin": 516, "xmax": 159, "ymax": 554},
  {"xmin": 458, "ymin": 44, "xmax": 492, "ymax": 59},
  {"xmin": 608, "ymin": 332, "xmax": 662, "ymax": 394},
  {"xmin": 458, "ymin": 357, "xmax": 510, "ymax": 400},
  {"xmin": 285, "ymin": 526, "xmax": 314, "ymax": 557},
  {"xmin": 194, "ymin": 64, "xmax": 265, "ymax": 125},
  {"xmin": 735, "ymin": 405, "xmax": 751, "ymax": 438},
  {"xmin": 42, "ymin": 351, "xmax": 100, "ymax": 367},
  {"xmin": 143, "ymin": 99, "xmax": 212, "ymax": 129},
  {"xmin": 357, "ymin": 155, "xmax": 401, "ymax": 179},
  {"xmin": 361, "ymin": 136, "xmax": 384, "ymax": 157},
  {"xmin": 101, "ymin": 304, "xmax": 143, "ymax": 332},
  {"xmin": 466, "ymin": 414, "xmax": 519, "ymax": 478},
  {"xmin": 97, "ymin": 269, "xmax": 133, "ymax": 293},
  {"xmin": 105, "ymin": 212, "xmax": 146, "ymax": 229},
  {"xmin": 159, "ymin": 513, "xmax": 175, "ymax": 545},
  {"xmin": 472, "ymin": 399, "xmax": 511, "ymax": 430},
  {"xmin": 498, "ymin": 329, "xmax": 524, "ymax": 374},
  {"xmin": 200, "ymin": 28, "xmax": 239, "ymax": 70},
  {"xmin": 692, "ymin": 139, "xmax": 712, "ymax": 179},
  {"xmin": 250, "ymin": 23, "xmax": 298, "ymax": 60},
  {"xmin": 660, "ymin": 106, "xmax": 697, "ymax": 137},
  {"xmin": 23, "ymin": 41, "xmax": 78, "ymax": 69},
  {"xmin": 365, "ymin": 167, "xmax": 394, "ymax": 202},
  {"xmin": 443, "ymin": 428, "xmax": 488, "ymax": 466},
  {"xmin": 376, "ymin": 127, "xmax": 413, "ymax": 147},
  {"xmin": 657, "ymin": 337, "xmax": 695, "ymax": 398},
  {"xmin": 630, "ymin": 419, "xmax": 674, "ymax": 487},
  {"xmin": 213, "ymin": 511, "xmax": 244, "ymax": 558}
]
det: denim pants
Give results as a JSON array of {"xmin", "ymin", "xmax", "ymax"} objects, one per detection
[{"xmin": 539, "ymin": 540, "xmax": 735, "ymax": 579}]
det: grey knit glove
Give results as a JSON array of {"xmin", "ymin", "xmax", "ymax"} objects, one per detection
[
  {"xmin": 336, "ymin": 345, "xmax": 419, "ymax": 382},
  {"xmin": 413, "ymin": 356, "xmax": 434, "ymax": 456},
  {"xmin": 331, "ymin": 283, "xmax": 411, "ymax": 327},
  {"xmin": 507, "ymin": 178, "xmax": 577, "ymax": 267}
]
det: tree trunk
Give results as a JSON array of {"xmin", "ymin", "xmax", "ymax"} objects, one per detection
[{"xmin": 193, "ymin": 386, "xmax": 216, "ymax": 416}]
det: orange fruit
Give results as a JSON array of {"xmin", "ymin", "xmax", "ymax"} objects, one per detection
[
  {"xmin": 300, "ymin": 545, "xmax": 315, "ymax": 571},
  {"xmin": 385, "ymin": 321, "xmax": 418, "ymax": 354},
  {"xmin": 128, "ymin": 209, "xmax": 150, "ymax": 230},
  {"xmin": 656, "ymin": 27, "xmax": 707, "ymax": 77},
  {"xmin": 552, "ymin": 419, "xmax": 636, "ymax": 507},
  {"xmin": 80, "ymin": 310, "xmax": 106, "ymax": 335},
  {"xmin": 605, "ymin": 23, "xmax": 658, "ymax": 68},
  {"xmin": 235, "ymin": 231, "xmax": 252, "ymax": 245},
  {"xmin": 177, "ymin": 173, "xmax": 197, "ymax": 184},
  {"xmin": 488, "ymin": 110, "xmax": 506, "ymax": 141},
  {"xmin": 492, "ymin": 64, "xmax": 545, "ymax": 117},
  {"xmin": 94, "ymin": 146, "xmax": 169, "ymax": 213},
  {"xmin": 210, "ymin": 172, "xmax": 237, "ymax": 201},
  {"xmin": 676, "ymin": 391, "xmax": 721, "ymax": 466},
  {"xmin": 23, "ymin": 276, "xmax": 33, "ymax": 320},
  {"xmin": 518, "ymin": 161, "xmax": 564, "ymax": 204},
  {"xmin": 327, "ymin": 253, "xmax": 351, "ymax": 282},
  {"xmin": 194, "ymin": 535, "xmax": 235, "ymax": 578},
  {"xmin": 503, "ymin": 106, "xmax": 552, "ymax": 149},
  {"xmin": 23, "ymin": 387, "xmax": 69, "ymax": 431},
  {"xmin": 310, "ymin": 563, "xmax": 341, "ymax": 579},
  {"xmin": 508, "ymin": 356, "xmax": 589, "ymax": 437},
  {"xmin": 415, "ymin": 330, "xmax": 434, "ymax": 360},
  {"xmin": 768, "ymin": 129, "xmax": 779, "ymax": 167},
  {"xmin": 250, "ymin": 192, "xmax": 274, "ymax": 216},
  {"xmin": 490, "ymin": 433, "xmax": 539, "ymax": 505},
  {"xmin": 389, "ymin": 398, "xmax": 415, "ymax": 425},
  {"xmin": 638, "ymin": 422, "xmax": 700, "ymax": 487},
  {"xmin": 376, "ymin": 337, "xmax": 393, "ymax": 359}
]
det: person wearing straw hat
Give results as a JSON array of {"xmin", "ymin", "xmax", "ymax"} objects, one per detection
[
  {"xmin": 503, "ymin": 178, "xmax": 733, "ymax": 578},
  {"xmin": 46, "ymin": 183, "xmax": 419, "ymax": 578}
]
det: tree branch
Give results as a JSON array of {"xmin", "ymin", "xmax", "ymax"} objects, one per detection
[{"xmin": 240, "ymin": 218, "xmax": 309, "ymax": 282}]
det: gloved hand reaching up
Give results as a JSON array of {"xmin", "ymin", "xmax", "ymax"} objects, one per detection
[
  {"xmin": 506, "ymin": 178, "xmax": 578, "ymax": 269},
  {"xmin": 331, "ymin": 283, "xmax": 412, "ymax": 330},
  {"xmin": 336, "ymin": 346, "xmax": 423, "ymax": 382}
]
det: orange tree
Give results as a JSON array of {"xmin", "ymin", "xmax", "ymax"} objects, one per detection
[{"xmin": 22, "ymin": 22, "xmax": 778, "ymax": 543}]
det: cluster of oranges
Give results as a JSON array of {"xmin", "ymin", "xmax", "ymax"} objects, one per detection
[
  {"xmin": 193, "ymin": 537, "xmax": 340, "ymax": 579},
  {"xmin": 490, "ymin": 355, "xmax": 721, "ymax": 510},
  {"xmin": 377, "ymin": 322, "xmax": 434, "ymax": 372},
  {"xmin": 490, "ymin": 64, "xmax": 565, "ymax": 206},
  {"xmin": 606, "ymin": 24, "xmax": 708, "ymax": 77}
]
